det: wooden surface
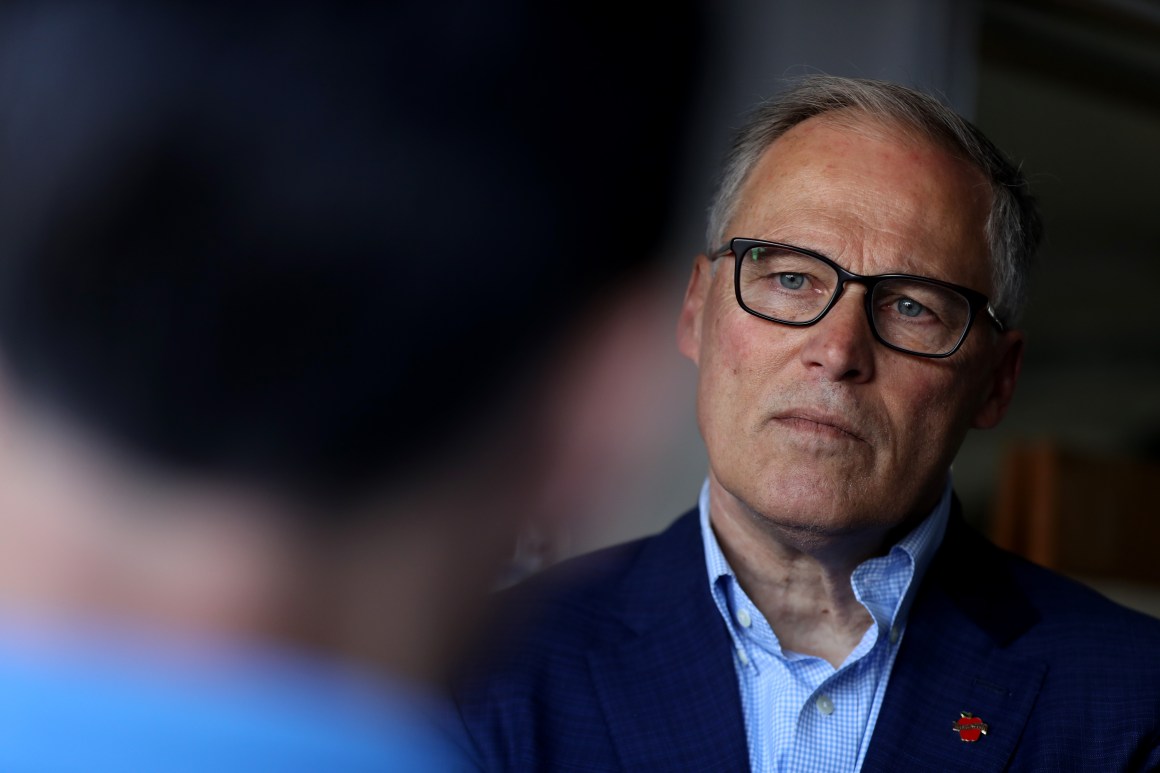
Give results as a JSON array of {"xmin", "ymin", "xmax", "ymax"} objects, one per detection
[{"xmin": 991, "ymin": 441, "xmax": 1160, "ymax": 585}]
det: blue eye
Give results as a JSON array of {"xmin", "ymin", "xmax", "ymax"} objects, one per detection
[
  {"xmin": 896, "ymin": 298, "xmax": 925, "ymax": 317},
  {"xmin": 778, "ymin": 273, "xmax": 805, "ymax": 290}
]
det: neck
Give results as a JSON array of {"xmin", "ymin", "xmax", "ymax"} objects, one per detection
[
  {"xmin": 0, "ymin": 391, "xmax": 509, "ymax": 692},
  {"xmin": 708, "ymin": 476, "xmax": 901, "ymax": 668}
]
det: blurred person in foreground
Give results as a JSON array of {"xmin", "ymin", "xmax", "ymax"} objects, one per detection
[
  {"xmin": 0, "ymin": 1, "xmax": 700, "ymax": 770},
  {"xmin": 458, "ymin": 76, "xmax": 1160, "ymax": 771}
]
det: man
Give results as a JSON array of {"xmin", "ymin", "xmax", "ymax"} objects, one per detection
[
  {"xmin": 0, "ymin": 2, "xmax": 700, "ymax": 770},
  {"xmin": 457, "ymin": 76, "xmax": 1160, "ymax": 771}
]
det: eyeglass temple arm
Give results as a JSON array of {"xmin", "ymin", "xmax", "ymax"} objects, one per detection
[{"xmin": 985, "ymin": 304, "xmax": 1006, "ymax": 333}]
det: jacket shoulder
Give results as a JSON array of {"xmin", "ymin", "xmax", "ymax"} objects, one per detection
[
  {"xmin": 976, "ymin": 529, "xmax": 1160, "ymax": 646},
  {"xmin": 454, "ymin": 509, "xmax": 707, "ymax": 771},
  {"xmin": 491, "ymin": 509, "xmax": 702, "ymax": 649}
]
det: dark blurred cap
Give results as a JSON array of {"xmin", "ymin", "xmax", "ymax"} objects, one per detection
[{"xmin": 0, "ymin": 1, "xmax": 702, "ymax": 503}]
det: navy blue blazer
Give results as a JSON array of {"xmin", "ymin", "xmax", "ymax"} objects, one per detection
[{"xmin": 457, "ymin": 504, "xmax": 1160, "ymax": 771}]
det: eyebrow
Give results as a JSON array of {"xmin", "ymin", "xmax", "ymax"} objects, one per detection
[{"xmin": 716, "ymin": 239, "xmax": 965, "ymax": 285}]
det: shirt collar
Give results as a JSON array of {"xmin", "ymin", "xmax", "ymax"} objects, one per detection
[{"xmin": 698, "ymin": 475, "xmax": 951, "ymax": 657}]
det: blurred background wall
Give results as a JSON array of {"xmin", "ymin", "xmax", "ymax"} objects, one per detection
[{"xmin": 570, "ymin": 0, "xmax": 1160, "ymax": 553}]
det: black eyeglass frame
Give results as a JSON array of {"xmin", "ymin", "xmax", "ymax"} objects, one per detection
[{"xmin": 712, "ymin": 237, "xmax": 1005, "ymax": 359}]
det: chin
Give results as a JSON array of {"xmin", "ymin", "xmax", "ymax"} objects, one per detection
[
  {"xmin": 746, "ymin": 471, "xmax": 905, "ymax": 538},
  {"xmin": 753, "ymin": 500, "xmax": 868, "ymax": 539}
]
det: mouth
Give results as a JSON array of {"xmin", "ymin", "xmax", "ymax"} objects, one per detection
[{"xmin": 771, "ymin": 410, "xmax": 869, "ymax": 443}]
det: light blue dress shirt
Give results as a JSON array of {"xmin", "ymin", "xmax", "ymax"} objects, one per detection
[{"xmin": 698, "ymin": 476, "xmax": 950, "ymax": 773}]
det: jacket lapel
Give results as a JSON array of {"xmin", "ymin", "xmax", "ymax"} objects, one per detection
[
  {"xmin": 580, "ymin": 503, "xmax": 1047, "ymax": 772},
  {"xmin": 861, "ymin": 509, "xmax": 1047, "ymax": 772},
  {"xmin": 586, "ymin": 510, "xmax": 750, "ymax": 772}
]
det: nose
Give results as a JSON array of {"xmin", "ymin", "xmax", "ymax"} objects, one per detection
[{"xmin": 798, "ymin": 285, "xmax": 876, "ymax": 383}]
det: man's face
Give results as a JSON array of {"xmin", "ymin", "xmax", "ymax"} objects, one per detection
[{"xmin": 678, "ymin": 114, "xmax": 1023, "ymax": 541}]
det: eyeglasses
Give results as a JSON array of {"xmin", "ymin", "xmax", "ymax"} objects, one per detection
[{"xmin": 711, "ymin": 238, "xmax": 1004, "ymax": 358}]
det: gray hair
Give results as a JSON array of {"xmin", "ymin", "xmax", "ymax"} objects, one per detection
[{"xmin": 706, "ymin": 75, "xmax": 1042, "ymax": 325}]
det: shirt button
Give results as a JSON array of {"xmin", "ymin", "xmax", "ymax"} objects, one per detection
[
  {"xmin": 736, "ymin": 646, "xmax": 750, "ymax": 666},
  {"xmin": 736, "ymin": 608, "xmax": 752, "ymax": 628},
  {"xmin": 815, "ymin": 695, "xmax": 835, "ymax": 716},
  {"xmin": 889, "ymin": 625, "xmax": 901, "ymax": 644}
]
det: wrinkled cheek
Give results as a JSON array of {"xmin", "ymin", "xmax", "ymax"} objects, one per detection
[
  {"xmin": 890, "ymin": 384, "xmax": 971, "ymax": 474},
  {"xmin": 698, "ymin": 318, "xmax": 756, "ymax": 422},
  {"xmin": 712, "ymin": 311, "xmax": 795, "ymax": 381},
  {"xmin": 698, "ymin": 317, "xmax": 798, "ymax": 463}
]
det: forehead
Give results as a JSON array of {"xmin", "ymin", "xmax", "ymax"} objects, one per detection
[{"xmin": 729, "ymin": 113, "xmax": 993, "ymax": 290}]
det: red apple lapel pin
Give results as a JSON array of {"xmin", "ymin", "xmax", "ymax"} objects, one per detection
[{"xmin": 952, "ymin": 712, "xmax": 989, "ymax": 742}]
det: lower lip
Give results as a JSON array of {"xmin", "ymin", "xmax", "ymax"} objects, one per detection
[{"xmin": 775, "ymin": 417, "xmax": 861, "ymax": 441}]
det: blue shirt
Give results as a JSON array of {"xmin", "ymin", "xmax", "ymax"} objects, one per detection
[
  {"xmin": 0, "ymin": 620, "xmax": 472, "ymax": 772},
  {"xmin": 699, "ymin": 477, "xmax": 950, "ymax": 773}
]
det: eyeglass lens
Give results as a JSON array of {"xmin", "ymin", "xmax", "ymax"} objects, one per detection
[{"xmin": 737, "ymin": 244, "xmax": 972, "ymax": 356}]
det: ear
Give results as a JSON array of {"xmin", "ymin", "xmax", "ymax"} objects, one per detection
[
  {"xmin": 676, "ymin": 255, "xmax": 713, "ymax": 366},
  {"xmin": 971, "ymin": 330, "xmax": 1024, "ymax": 429}
]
